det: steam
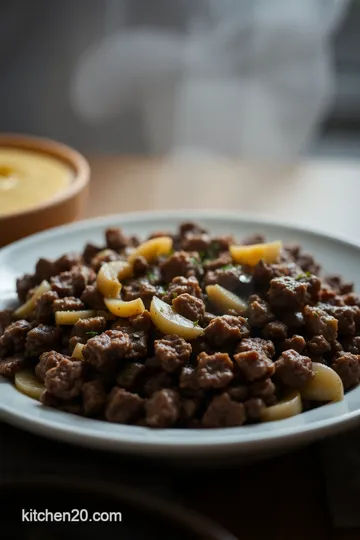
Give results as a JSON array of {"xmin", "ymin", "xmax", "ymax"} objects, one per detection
[{"xmin": 71, "ymin": 0, "xmax": 349, "ymax": 161}]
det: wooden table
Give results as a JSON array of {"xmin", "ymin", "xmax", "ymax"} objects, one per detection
[{"xmin": 85, "ymin": 156, "xmax": 360, "ymax": 539}]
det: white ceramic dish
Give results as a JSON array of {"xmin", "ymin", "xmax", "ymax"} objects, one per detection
[{"xmin": 1, "ymin": 210, "xmax": 360, "ymax": 459}]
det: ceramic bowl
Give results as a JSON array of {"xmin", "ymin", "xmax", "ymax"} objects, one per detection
[{"xmin": 0, "ymin": 133, "xmax": 90, "ymax": 247}]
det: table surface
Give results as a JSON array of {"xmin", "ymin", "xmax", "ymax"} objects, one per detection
[
  {"xmin": 85, "ymin": 155, "xmax": 360, "ymax": 539},
  {"xmin": 3, "ymin": 155, "xmax": 360, "ymax": 538}
]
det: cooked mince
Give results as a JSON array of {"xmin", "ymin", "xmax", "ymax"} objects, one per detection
[{"xmin": 1, "ymin": 222, "xmax": 358, "ymax": 429}]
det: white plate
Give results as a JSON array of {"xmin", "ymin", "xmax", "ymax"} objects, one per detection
[{"xmin": 1, "ymin": 210, "xmax": 360, "ymax": 459}]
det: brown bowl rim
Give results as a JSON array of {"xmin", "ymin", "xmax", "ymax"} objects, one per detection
[{"xmin": 0, "ymin": 132, "xmax": 90, "ymax": 221}]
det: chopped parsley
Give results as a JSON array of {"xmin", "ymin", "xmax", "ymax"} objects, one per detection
[
  {"xmin": 172, "ymin": 292, "xmax": 178, "ymax": 299},
  {"xmin": 193, "ymin": 320, "xmax": 199, "ymax": 327},
  {"xmin": 86, "ymin": 331, "xmax": 99, "ymax": 337},
  {"xmin": 207, "ymin": 241, "xmax": 221, "ymax": 259},
  {"xmin": 189, "ymin": 256, "xmax": 198, "ymax": 265},
  {"xmin": 295, "ymin": 271, "xmax": 312, "ymax": 281},
  {"xmin": 147, "ymin": 271, "xmax": 156, "ymax": 281},
  {"xmin": 221, "ymin": 264, "xmax": 234, "ymax": 271}
]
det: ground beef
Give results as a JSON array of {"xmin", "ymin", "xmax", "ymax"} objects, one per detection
[
  {"xmin": 25, "ymin": 325, "xmax": 62, "ymax": 356},
  {"xmin": 83, "ymin": 330, "xmax": 131, "ymax": 372},
  {"xmin": 307, "ymin": 335, "xmax": 331, "ymax": 355},
  {"xmin": 80, "ymin": 285, "xmax": 106, "ymax": 310},
  {"xmin": 82, "ymin": 380, "xmax": 107, "ymax": 416},
  {"xmin": 0, "ymin": 320, "xmax": 32, "ymax": 356},
  {"xmin": 160, "ymin": 251, "xmax": 199, "ymax": 283},
  {"xmin": 247, "ymin": 296, "xmax": 274, "ymax": 327},
  {"xmin": 263, "ymin": 321, "xmax": 288, "ymax": 341},
  {"xmin": 282, "ymin": 335, "xmax": 306, "ymax": 354},
  {"xmin": 227, "ymin": 384, "xmax": 249, "ymax": 401},
  {"xmin": 203, "ymin": 253, "xmax": 232, "ymax": 272},
  {"xmin": 250, "ymin": 378, "xmax": 277, "ymax": 405},
  {"xmin": 343, "ymin": 293, "xmax": 360, "ymax": 307},
  {"xmin": 196, "ymin": 352, "xmax": 234, "ymax": 389},
  {"xmin": 105, "ymin": 227, "xmax": 130, "ymax": 251},
  {"xmin": 45, "ymin": 358, "xmax": 85, "ymax": 400},
  {"xmin": 331, "ymin": 353, "xmax": 360, "ymax": 390},
  {"xmin": 145, "ymin": 389, "xmax": 180, "ymax": 427},
  {"xmin": 90, "ymin": 249, "xmax": 123, "ymax": 272},
  {"xmin": 244, "ymin": 398, "xmax": 265, "ymax": 421},
  {"xmin": 202, "ymin": 393, "xmax": 246, "ymax": 428},
  {"xmin": 129, "ymin": 310, "xmax": 152, "ymax": 332},
  {"xmin": 35, "ymin": 258, "xmax": 57, "ymax": 281},
  {"xmin": 122, "ymin": 279, "xmax": 158, "ymax": 310},
  {"xmin": 0, "ymin": 354, "xmax": 27, "ymax": 379},
  {"xmin": 234, "ymin": 349, "xmax": 275, "ymax": 382},
  {"xmin": 179, "ymin": 398, "xmax": 200, "ymax": 423},
  {"xmin": 115, "ymin": 324, "xmax": 148, "ymax": 360},
  {"xmin": 154, "ymin": 334, "xmax": 191, "ymax": 372},
  {"xmin": 274, "ymin": 349, "xmax": 313, "ymax": 388},
  {"xmin": 179, "ymin": 365, "xmax": 200, "ymax": 394},
  {"xmin": 179, "ymin": 222, "xmax": 207, "ymax": 237},
  {"xmin": 269, "ymin": 277, "xmax": 308, "ymax": 311},
  {"xmin": 143, "ymin": 371, "xmax": 173, "ymax": 398},
  {"xmin": 35, "ymin": 350, "xmax": 65, "ymax": 382},
  {"xmin": 343, "ymin": 336, "xmax": 360, "ymax": 355},
  {"xmin": 253, "ymin": 260, "xmax": 299, "ymax": 290},
  {"xmin": 235, "ymin": 337, "xmax": 275, "ymax": 359},
  {"xmin": 50, "ymin": 266, "xmax": 93, "ymax": 298},
  {"xmin": 211, "ymin": 235, "xmax": 236, "ymax": 252},
  {"xmin": 303, "ymin": 305, "xmax": 338, "ymax": 342},
  {"xmin": 16, "ymin": 274, "xmax": 37, "ymax": 303},
  {"xmin": 105, "ymin": 387, "xmax": 144, "ymax": 423},
  {"xmin": 325, "ymin": 274, "xmax": 354, "ymax": 294},
  {"xmin": 73, "ymin": 316, "xmax": 107, "ymax": 341},
  {"xmin": 203, "ymin": 265, "xmax": 245, "ymax": 292},
  {"xmin": 0, "ymin": 310, "xmax": 13, "ymax": 337},
  {"xmin": 54, "ymin": 254, "xmax": 83, "ymax": 274},
  {"xmin": 204, "ymin": 315, "xmax": 249, "ymax": 347},
  {"xmin": 35, "ymin": 291, "xmax": 58, "ymax": 324},
  {"xmin": 242, "ymin": 234, "xmax": 265, "ymax": 245},
  {"xmin": 280, "ymin": 311, "xmax": 305, "ymax": 331},
  {"xmin": 52, "ymin": 296, "xmax": 85, "ymax": 312},
  {"xmin": 117, "ymin": 362, "xmax": 146, "ymax": 390},
  {"xmin": 181, "ymin": 233, "xmax": 211, "ymax": 252},
  {"xmin": 172, "ymin": 293, "xmax": 205, "ymax": 323},
  {"xmin": 296, "ymin": 252, "xmax": 321, "ymax": 275},
  {"xmin": 5, "ymin": 222, "xmax": 360, "ymax": 429},
  {"xmin": 132, "ymin": 256, "xmax": 149, "ymax": 276},
  {"xmin": 321, "ymin": 305, "xmax": 359, "ymax": 336},
  {"xmin": 163, "ymin": 276, "xmax": 203, "ymax": 304},
  {"xmin": 203, "ymin": 312, "xmax": 217, "ymax": 326},
  {"xmin": 82, "ymin": 243, "xmax": 102, "ymax": 264},
  {"xmin": 303, "ymin": 275, "xmax": 322, "ymax": 303}
]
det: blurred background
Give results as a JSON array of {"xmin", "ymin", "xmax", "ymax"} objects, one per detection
[{"xmin": 1, "ymin": 0, "xmax": 359, "ymax": 161}]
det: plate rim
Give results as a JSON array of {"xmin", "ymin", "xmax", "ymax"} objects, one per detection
[{"xmin": 2, "ymin": 208, "xmax": 360, "ymax": 456}]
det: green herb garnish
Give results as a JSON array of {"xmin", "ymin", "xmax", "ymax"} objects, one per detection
[
  {"xmin": 86, "ymin": 331, "xmax": 99, "ymax": 337},
  {"xmin": 147, "ymin": 271, "xmax": 156, "ymax": 281},
  {"xmin": 172, "ymin": 292, "xmax": 178, "ymax": 299},
  {"xmin": 193, "ymin": 320, "xmax": 199, "ymax": 327},
  {"xmin": 221, "ymin": 264, "xmax": 234, "ymax": 271},
  {"xmin": 295, "ymin": 270, "xmax": 312, "ymax": 281}
]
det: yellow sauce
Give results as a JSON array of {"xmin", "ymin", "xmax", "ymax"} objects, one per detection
[{"xmin": 0, "ymin": 148, "xmax": 72, "ymax": 216}]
